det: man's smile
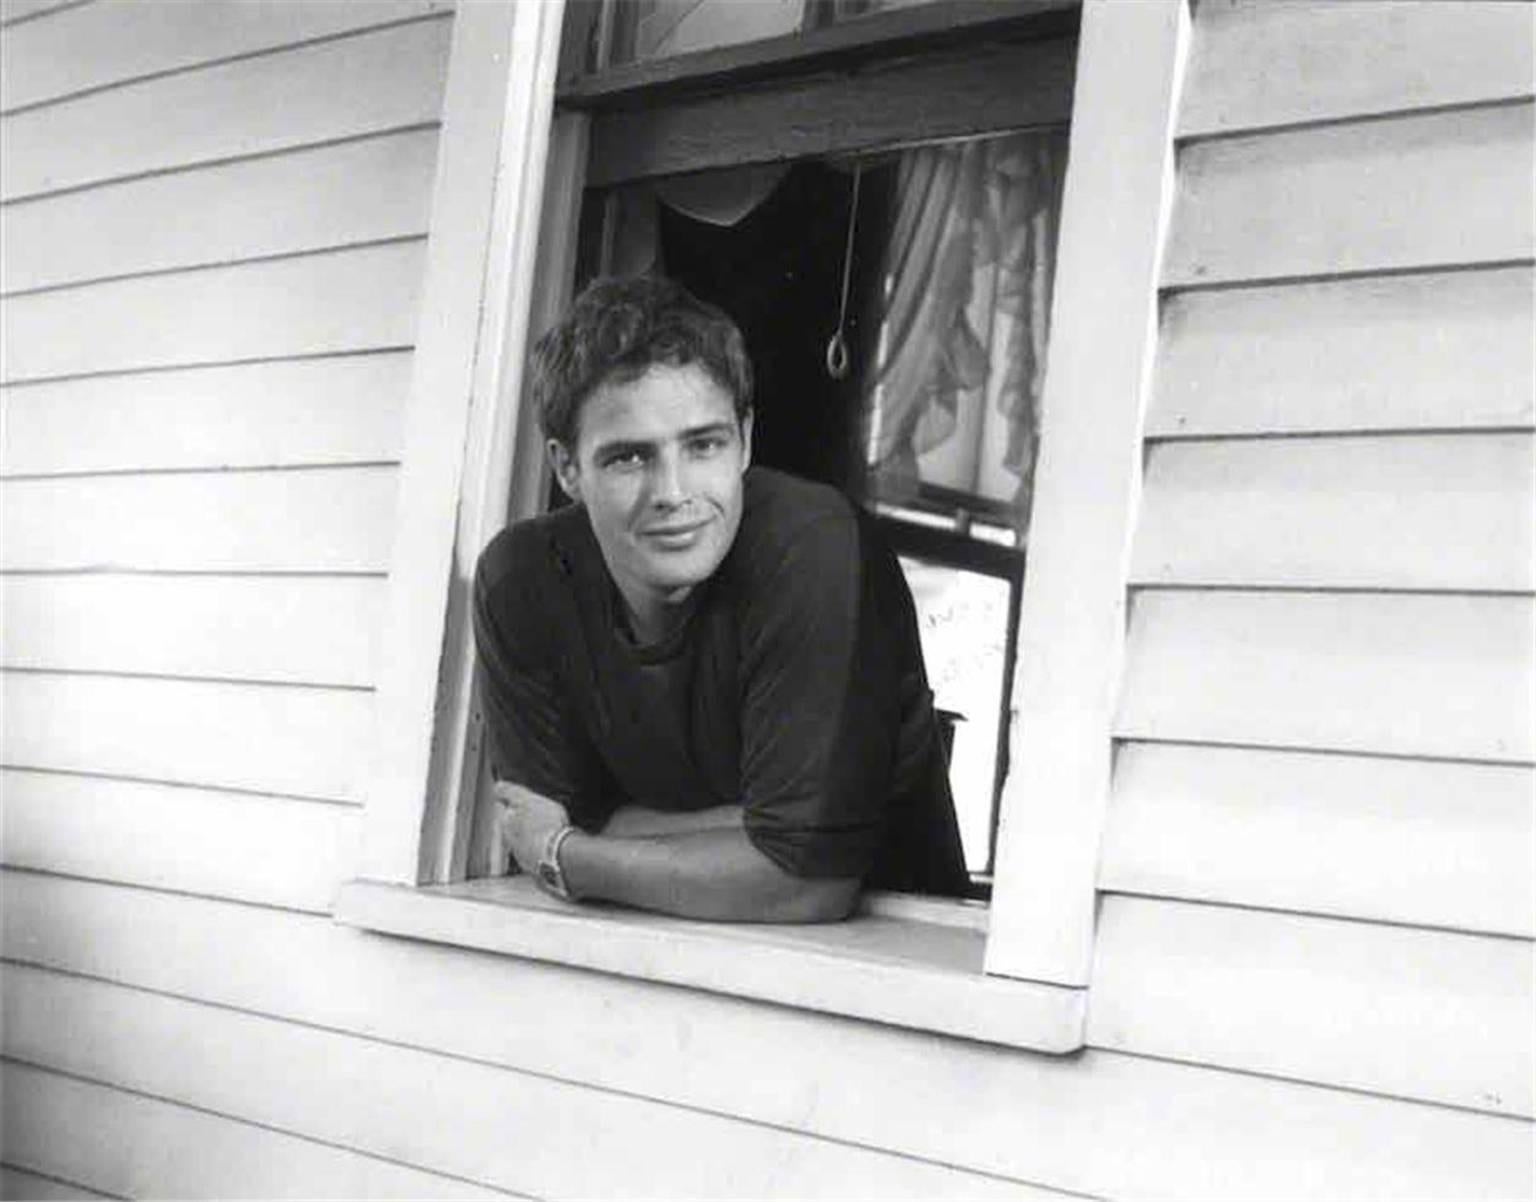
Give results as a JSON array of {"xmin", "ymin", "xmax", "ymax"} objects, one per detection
[{"xmin": 639, "ymin": 517, "xmax": 714, "ymax": 549}]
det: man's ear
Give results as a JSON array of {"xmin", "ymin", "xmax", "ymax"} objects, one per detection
[
  {"xmin": 739, "ymin": 410, "xmax": 754, "ymax": 470},
  {"xmin": 547, "ymin": 439, "xmax": 581, "ymax": 501}
]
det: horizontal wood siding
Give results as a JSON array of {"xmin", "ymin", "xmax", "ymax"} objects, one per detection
[
  {"xmin": 0, "ymin": 769, "xmax": 353, "ymax": 912},
  {"xmin": 1116, "ymin": 590, "xmax": 1534, "ymax": 764},
  {"xmin": 1165, "ymin": 102, "xmax": 1534, "ymax": 286},
  {"xmin": 2, "ymin": 1061, "xmax": 510, "ymax": 1201},
  {"xmin": 2, "ymin": 128, "xmax": 438, "ymax": 294},
  {"xmin": 2, "ymin": 672, "xmax": 372, "ymax": 802},
  {"xmin": 1090, "ymin": 896, "xmax": 1534, "ymax": 1116},
  {"xmin": 1180, "ymin": 0, "xmax": 1534, "ymax": 137},
  {"xmin": 0, "ymin": 964, "xmax": 1061, "ymax": 1202},
  {"xmin": 0, "ymin": 3, "xmax": 460, "ymax": 1198},
  {"xmin": 5, "ymin": 871, "xmax": 1532, "ymax": 1202},
  {"xmin": 1, "ymin": 468, "xmax": 396, "ymax": 572},
  {"xmin": 1100, "ymin": 743, "xmax": 1534, "ymax": 938},
  {"xmin": 2, "ymin": 574, "xmax": 381, "ymax": 684},
  {"xmin": 0, "ymin": 0, "xmax": 450, "ymax": 113},
  {"xmin": 1097, "ymin": 0, "xmax": 1536, "ymax": 1151},
  {"xmin": 1149, "ymin": 266, "xmax": 1535, "ymax": 438},
  {"xmin": 0, "ymin": 16, "xmax": 452, "ymax": 201},
  {"xmin": 0, "ymin": 1, "xmax": 82, "ymax": 29},
  {"xmin": 2, "ymin": 242, "xmax": 426, "ymax": 382},
  {"xmin": 1, "ymin": 354, "xmax": 409, "ymax": 476},
  {"xmin": 0, "ymin": 1163, "xmax": 114, "ymax": 1201},
  {"xmin": 1132, "ymin": 433, "xmax": 1534, "ymax": 591}
]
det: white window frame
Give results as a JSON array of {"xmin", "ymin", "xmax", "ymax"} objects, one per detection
[{"xmin": 338, "ymin": 0, "xmax": 1189, "ymax": 1053}]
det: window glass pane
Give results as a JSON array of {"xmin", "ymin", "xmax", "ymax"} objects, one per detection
[
  {"xmin": 605, "ymin": 0, "xmax": 960, "ymax": 69},
  {"xmin": 618, "ymin": 0, "xmax": 806, "ymax": 64},
  {"xmin": 859, "ymin": 129, "xmax": 1069, "ymax": 538},
  {"xmin": 898, "ymin": 556, "xmax": 1010, "ymax": 877},
  {"xmin": 818, "ymin": 0, "xmax": 948, "ymax": 24}
]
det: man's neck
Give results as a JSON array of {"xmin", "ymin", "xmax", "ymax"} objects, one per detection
[{"xmin": 619, "ymin": 585, "xmax": 696, "ymax": 647}]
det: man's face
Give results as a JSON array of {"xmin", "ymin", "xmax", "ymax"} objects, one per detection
[{"xmin": 550, "ymin": 361, "xmax": 752, "ymax": 635}]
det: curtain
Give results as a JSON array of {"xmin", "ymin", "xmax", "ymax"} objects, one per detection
[{"xmin": 860, "ymin": 130, "xmax": 1068, "ymax": 535}]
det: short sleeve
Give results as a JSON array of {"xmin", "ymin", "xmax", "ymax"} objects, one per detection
[
  {"xmin": 472, "ymin": 528, "xmax": 614, "ymax": 832},
  {"xmin": 737, "ymin": 512, "xmax": 901, "ymax": 879}
]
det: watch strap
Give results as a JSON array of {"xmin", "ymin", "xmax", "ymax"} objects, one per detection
[{"xmin": 536, "ymin": 824, "xmax": 577, "ymax": 900}]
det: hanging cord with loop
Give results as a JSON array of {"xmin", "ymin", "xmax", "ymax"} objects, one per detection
[{"xmin": 825, "ymin": 163, "xmax": 863, "ymax": 381}]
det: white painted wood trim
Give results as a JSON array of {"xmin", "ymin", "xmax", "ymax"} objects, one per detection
[
  {"xmin": 335, "ymin": 878, "xmax": 1085, "ymax": 1052},
  {"xmin": 456, "ymin": 110, "xmax": 592, "ymax": 880},
  {"xmin": 429, "ymin": 107, "xmax": 591, "ymax": 884},
  {"xmin": 984, "ymin": 0, "xmax": 1189, "ymax": 985},
  {"xmin": 360, "ymin": 0, "xmax": 566, "ymax": 884}
]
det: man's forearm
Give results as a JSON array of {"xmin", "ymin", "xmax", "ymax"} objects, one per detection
[
  {"xmin": 601, "ymin": 803, "xmax": 744, "ymax": 838},
  {"xmin": 559, "ymin": 827, "xmax": 859, "ymax": 923}
]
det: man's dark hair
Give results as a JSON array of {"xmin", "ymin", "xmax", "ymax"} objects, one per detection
[{"xmin": 532, "ymin": 275, "xmax": 754, "ymax": 449}]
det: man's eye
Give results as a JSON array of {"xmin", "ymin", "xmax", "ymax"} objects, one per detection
[
  {"xmin": 603, "ymin": 450, "xmax": 646, "ymax": 470},
  {"xmin": 688, "ymin": 435, "xmax": 728, "ymax": 456}
]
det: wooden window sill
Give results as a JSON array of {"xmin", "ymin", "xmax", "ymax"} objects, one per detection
[{"xmin": 334, "ymin": 877, "xmax": 1085, "ymax": 1054}]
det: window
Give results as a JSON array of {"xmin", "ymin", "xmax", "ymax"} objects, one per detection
[
  {"xmin": 459, "ymin": 2, "xmax": 1076, "ymax": 896},
  {"xmin": 339, "ymin": 0, "xmax": 1189, "ymax": 1052}
]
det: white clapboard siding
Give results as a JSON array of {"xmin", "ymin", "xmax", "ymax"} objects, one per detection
[
  {"xmin": 1116, "ymin": 590, "xmax": 1535, "ymax": 764},
  {"xmin": 1090, "ymin": 895, "xmax": 1534, "ymax": 1117},
  {"xmin": 2, "ymin": 574, "xmax": 382, "ymax": 686},
  {"xmin": 1, "ymin": 353, "xmax": 410, "ymax": 476},
  {"xmin": 0, "ymin": 1062, "xmax": 511, "ymax": 1202},
  {"xmin": 1, "ymin": 0, "xmax": 450, "ymax": 113},
  {"xmin": 0, "ymin": 18, "xmax": 452, "ymax": 202},
  {"xmin": 1, "ymin": 966, "xmax": 1062, "ymax": 1202},
  {"xmin": 1131, "ymin": 433, "xmax": 1535, "ymax": 591},
  {"xmin": 4, "ymin": 874, "xmax": 1531, "ymax": 1202},
  {"xmin": 0, "ymin": 1165, "xmax": 115, "ymax": 1201},
  {"xmin": 1, "ymin": 673, "xmax": 371, "ymax": 802},
  {"xmin": 1101, "ymin": 743, "xmax": 1536, "ymax": 939},
  {"xmin": 1, "ymin": 467, "xmax": 395, "ymax": 573},
  {"xmin": 1150, "ymin": 266, "xmax": 1536, "ymax": 437},
  {"xmin": 1, "ymin": 241, "xmax": 425, "ymax": 383},
  {"xmin": 2, "ymin": 129, "xmax": 438, "ymax": 294},
  {"xmin": 1165, "ymin": 103, "xmax": 1535, "ymax": 286},
  {"xmin": 0, "ymin": 0, "xmax": 76, "ymax": 26},
  {"xmin": 0, "ymin": 770, "xmax": 352, "ymax": 913},
  {"xmin": 1180, "ymin": 1, "xmax": 1535, "ymax": 138}
]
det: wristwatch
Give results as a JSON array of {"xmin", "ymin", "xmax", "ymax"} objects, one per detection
[{"xmin": 535, "ymin": 824, "xmax": 578, "ymax": 901}]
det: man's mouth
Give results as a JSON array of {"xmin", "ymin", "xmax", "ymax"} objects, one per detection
[{"xmin": 640, "ymin": 519, "xmax": 711, "ymax": 549}]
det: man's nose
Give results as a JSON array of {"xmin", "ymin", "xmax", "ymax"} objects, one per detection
[{"xmin": 649, "ymin": 449, "xmax": 687, "ymax": 507}]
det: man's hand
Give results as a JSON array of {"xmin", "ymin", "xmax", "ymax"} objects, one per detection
[{"xmin": 494, "ymin": 781, "xmax": 570, "ymax": 876}]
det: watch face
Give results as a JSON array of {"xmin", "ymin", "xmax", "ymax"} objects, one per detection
[{"xmin": 537, "ymin": 859, "xmax": 566, "ymax": 898}]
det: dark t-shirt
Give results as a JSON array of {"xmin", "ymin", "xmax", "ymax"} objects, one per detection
[{"xmin": 472, "ymin": 467, "xmax": 969, "ymax": 895}]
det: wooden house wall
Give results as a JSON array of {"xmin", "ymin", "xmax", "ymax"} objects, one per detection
[
  {"xmin": 1099, "ymin": 0, "xmax": 1534, "ymax": 1137},
  {"xmin": 1, "ymin": 2, "xmax": 1531, "ymax": 1199}
]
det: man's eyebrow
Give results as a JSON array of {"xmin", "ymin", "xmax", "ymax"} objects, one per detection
[
  {"xmin": 681, "ymin": 421, "xmax": 737, "ymax": 439},
  {"xmin": 590, "ymin": 437, "xmax": 655, "ymax": 459}
]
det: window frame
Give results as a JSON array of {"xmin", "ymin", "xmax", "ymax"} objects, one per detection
[{"xmin": 340, "ymin": 0, "xmax": 1189, "ymax": 1050}]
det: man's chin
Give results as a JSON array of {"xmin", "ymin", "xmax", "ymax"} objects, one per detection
[{"xmin": 640, "ymin": 548, "xmax": 724, "ymax": 594}]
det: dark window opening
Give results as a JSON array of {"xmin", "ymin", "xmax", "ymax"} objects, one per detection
[{"xmin": 570, "ymin": 124, "xmax": 1066, "ymax": 889}]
